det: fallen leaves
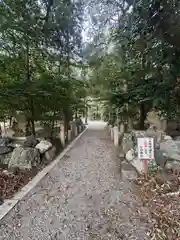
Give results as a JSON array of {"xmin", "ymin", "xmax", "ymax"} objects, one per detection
[
  {"xmin": 0, "ymin": 168, "xmax": 38, "ymax": 201},
  {"xmin": 135, "ymin": 174, "xmax": 180, "ymax": 240}
]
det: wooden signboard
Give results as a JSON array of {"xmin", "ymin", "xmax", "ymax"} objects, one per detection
[{"xmin": 137, "ymin": 137, "xmax": 155, "ymax": 178}]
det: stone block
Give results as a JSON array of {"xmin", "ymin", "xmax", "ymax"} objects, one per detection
[
  {"xmin": 68, "ymin": 130, "xmax": 72, "ymax": 141},
  {"xmin": 59, "ymin": 124, "xmax": 65, "ymax": 147},
  {"xmin": 113, "ymin": 126, "xmax": 119, "ymax": 147},
  {"xmin": 70, "ymin": 121, "xmax": 76, "ymax": 137},
  {"xmin": 109, "ymin": 125, "xmax": 112, "ymax": 133},
  {"xmin": 75, "ymin": 126, "xmax": 78, "ymax": 137},
  {"xmin": 119, "ymin": 123, "xmax": 125, "ymax": 134},
  {"xmin": 110, "ymin": 127, "xmax": 114, "ymax": 141}
]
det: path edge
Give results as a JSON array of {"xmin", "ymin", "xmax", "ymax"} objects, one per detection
[{"xmin": 0, "ymin": 127, "xmax": 88, "ymax": 221}]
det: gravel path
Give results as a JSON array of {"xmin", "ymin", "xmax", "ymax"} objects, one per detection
[{"xmin": 0, "ymin": 122, "xmax": 150, "ymax": 240}]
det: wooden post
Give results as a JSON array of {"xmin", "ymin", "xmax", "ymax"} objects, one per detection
[{"xmin": 143, "ymin": 160, "xmax": 148, "ymax": 180}]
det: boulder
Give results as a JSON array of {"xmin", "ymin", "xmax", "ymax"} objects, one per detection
[
  {"xmin": 2, "ymin": 169, "xmax": 11, "ymax": 176},
  {"xmin": 24, "ymin": 135, "xmax": 39, "ymax": 148},
  {"xmin": 8, "ymin": 147, "xmax": 40, "ymax": 169},
  {"xmin": 35, "ymin": 140, "xmax": 52, "ymax": 154},
  {"xmin": 164, "ymin": 135, "xmax": 172, "ymax": 140},
  {"xmin": 133, "ymin": 129, "xmax": 165, "ymax": 144},
  {"xmin": 154, "ymin": 149, "xmax": 167, "ymax": 167},
  {"xmin": 43, "ymin": 147, "xmax": 56, "ymax": 164},
  {"xmin": 119, "ymin": 152, "xmax": 125, "ymax": 159},
  {"xmin": 121, "ymin": 133, "xmax": 134, "ymax": 154},
  {"xmin": 146, "ymin": 129, "xmax": 164, "ymax": 142},
  {"xmin": 132, "ymin": 131, "xmax": 146, "ymax": 145},
  {"xmin": 0, "ymin": 152, "xmax": 12, "ymax": 166},
  {"xmin": 147, "ymin": 125, "xmax": 157, "ymax": 131},
  {"xmin": 131, "ymin": 157, "xmax": 144, "ymax": 174},
  {"xmin": 0, "ymin": 137, "xmax": 11, "ymax": 146},
  {"xmin": 126, "ymin": 149, "xmax": 135, "ymax": 161},
  {"xmin": 0, "ymin": 146, "xmax": 12, "ymax": 155},
  {"xmin": 75, "ymin": 117, "xmax": 83, "ymax": 126},
  {"xmin": 47, "ymin": 137, "xmax": 61, "ymax": 153},
  {"xmin": 8, "ymin": 166, "xmax": 20, "ymax": 175},
  {"xmin": 160, "ymin": 139, "xmax": 180, "ymax": 156},
  {"xmin": 174, "ymin": 136, "xmax": 180, "ymax": 141},
  {"xmin": 158, "ymin": 139, "xmax": 180, "ymax": 173},
  {"xmin": 6, "ymin": 128, "xmax": 15, "ymax": 138},
  {"xmin": 165, "ymin": 161, "xmax": 180, "ymax": 175}
]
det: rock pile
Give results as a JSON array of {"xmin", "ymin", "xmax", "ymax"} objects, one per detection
[
  {"xmin": 0, "ymin": 135, "xmax": 57, "ymax": 171},
  {"xmin": 121, "ymin": 126, "xmax": 180, "ymax": 174}
]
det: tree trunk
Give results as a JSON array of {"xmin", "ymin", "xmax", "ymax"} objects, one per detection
[
  {"xmin": 75, "ymin": 108, "xmax": 78, "ymax": 119},
  {"xmin": 139, "ymin": 103, "xmax": 146, "ymax": 130},
  {"xmin": 9, "ymin": 117, "xmax": 12, "ymax": 127},
  {"xmin": 30, "ymin": 98, "xmax": 36, "ymax": 136},
  {"xmin": 44, "ymin": 0, "xmax": 53, "ymax": 23},
  {"xmin": 85, "ymin": 104, "xmax": 88, "ymax": 124},
  {"xmin": 25, "ymin": 118, "xmax": 31, "ymax": 136},
  {"xmin": 3, "ymin": 120, "xmax": 6, "ymax": 136},
  {"xmin": 30, "ymin": 118, "xmax": 35, "ymax": 136},
  {"xmin": 26, "ymin": 39, "xmax": 35, "ymax": 137}
]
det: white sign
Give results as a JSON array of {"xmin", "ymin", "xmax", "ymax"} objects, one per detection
[{"xmin": 137, "ymin": 137, "xmax": 154, "ymax": 160}]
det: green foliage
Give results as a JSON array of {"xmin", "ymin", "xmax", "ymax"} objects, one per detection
[
  {"xmin": 0, "ymin": 0, "xmax": 86, "ymax": 135},
  {"xmin": 86, "ymin": 0, "xmax": 180, "ymax": 127}
]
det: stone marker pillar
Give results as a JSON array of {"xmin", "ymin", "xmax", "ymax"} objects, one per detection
[
  {"xmin": 70, "ymin": 121, "xmax": 75, "ymax": 137},
  {"xmin": 113, "ymin": 126, "xmax": 119, "ymax": 147},
  {"xmin": 75, "ymin": 126, "xmax": 78, "ymax": 137},
  {"xmin": 68, "ymin": 129, "xmax": 72, "ymax": 141},
  {"xmin": 79, "ymin": 125, "xmax": 82, "ymax": 133},
  {"xmin": 109, "ymin": 125, "xmax": 112, "ymax": 133},
  {"xmin": 120, "ymin": 123, "xmax": 125, "ymax": 134},
  {"xmin": 110, "ymin": 127, "xmax": 114, "ymax": 141},
  {"xmin": 128, "ymin": 117, "xmax": 133, "ymax": 130},
  {"xmin": 60, "ymin": 124, "xmax": 65, "ymax": 148}
]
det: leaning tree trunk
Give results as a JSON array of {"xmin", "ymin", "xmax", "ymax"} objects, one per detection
[{"xmin": 139, "ymin": 103, "xmax": 147, "ymax": 130}]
